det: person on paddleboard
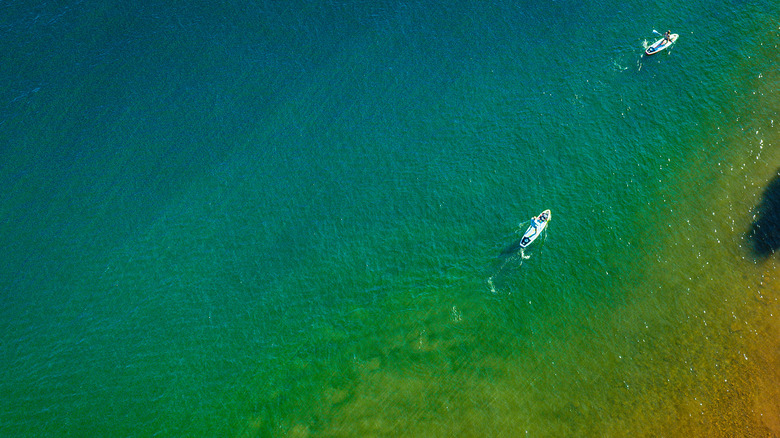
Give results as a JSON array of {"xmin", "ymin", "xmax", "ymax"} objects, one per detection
[{"xmin": 663, "ymin": 30, "xmax": 672, "ymax": 44}]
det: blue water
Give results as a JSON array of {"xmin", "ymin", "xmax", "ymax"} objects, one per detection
[{"xmin": 2, "ymin": 0, "xmax": 779, "ymax": 436}]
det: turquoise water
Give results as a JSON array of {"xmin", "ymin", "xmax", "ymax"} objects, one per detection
[{"xmin": 2, "ymin": 1, "xmax": 779, "ymax": 436}]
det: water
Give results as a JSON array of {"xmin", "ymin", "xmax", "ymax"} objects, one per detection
[{"xmin": 2, "ymin": 0, "xmax": 779, "ymax": 436}]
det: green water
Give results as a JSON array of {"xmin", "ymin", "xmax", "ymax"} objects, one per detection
[{"xmin": 2, "ymin": 0, "xmax": 779, "ymax": 436}]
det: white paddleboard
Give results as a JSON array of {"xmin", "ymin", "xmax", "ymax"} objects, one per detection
[
  {"xmin": 519, "ymin": 209, "xmax": 551, "ymax": 248},
  {"xmin": 645, "ymin": 33, "xmax": 678, "ymax": 56}
]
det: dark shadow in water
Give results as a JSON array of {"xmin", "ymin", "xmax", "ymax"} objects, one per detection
[
  {"xmin": 748, "ymin": 170, "xmax": 780, "ymax": 257},
  {"xmin": 500, "ymin": 238, "xmax": 526, "ymax": 256},
  {"xmin": 488, "ymin": 222, "xmax": 547, "ymax": 294}
]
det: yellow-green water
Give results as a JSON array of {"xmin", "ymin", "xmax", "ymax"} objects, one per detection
[{"xmin": 1, "ymin": 1, "xmax": 779, "ymax": 436}]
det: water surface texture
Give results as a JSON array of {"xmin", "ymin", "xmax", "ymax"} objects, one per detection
[{"xmin": 2, "ymin": 1, "xmax": 779, "ymax": 436}]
